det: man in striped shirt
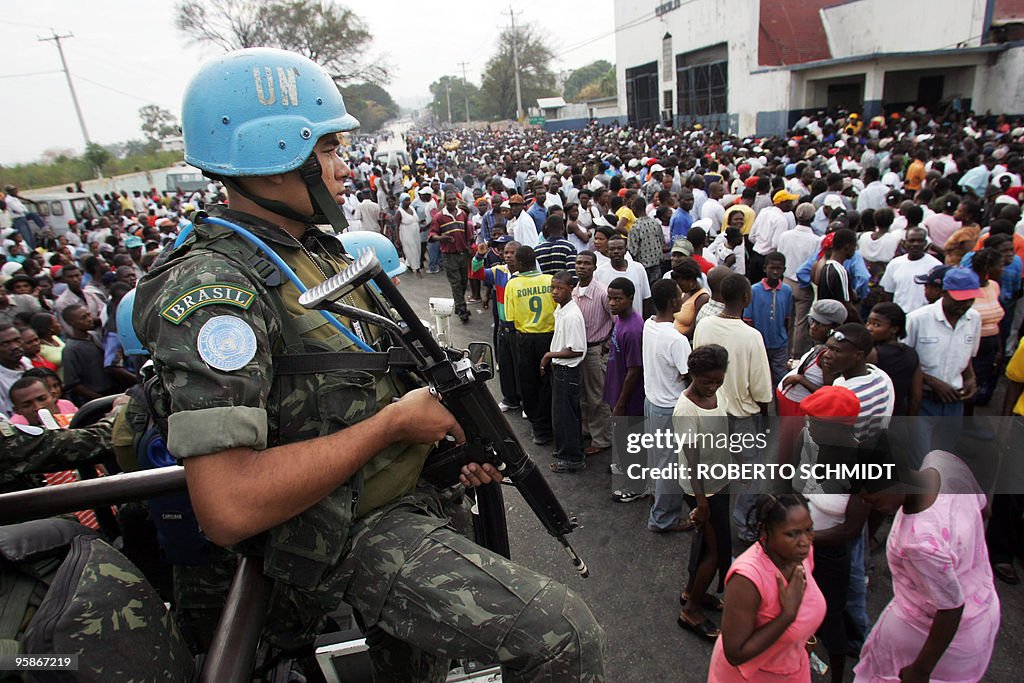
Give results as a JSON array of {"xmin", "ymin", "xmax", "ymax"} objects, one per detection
[
  {"xmin": 535, "ymin": 216, "xmax": 577, "ymax": 275},
  {"xmin": 820, "ymin": 322, "xmax": 895, "ymax": 444},
  {"xmin": 429, "ymin": 191, "xmax": 474, "ymax": 323},
  {"xmin": 572, "ymin": 251, "xmax": 614, "ymax": 455}
]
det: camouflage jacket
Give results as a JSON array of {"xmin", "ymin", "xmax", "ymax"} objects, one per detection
[
  {"xmin": 0, "ymin": 415, "xmax": 117, "ymax": 495},
  {"xmin": 134, "ymin": 207, "xmax": 417, "ymax": 589}
]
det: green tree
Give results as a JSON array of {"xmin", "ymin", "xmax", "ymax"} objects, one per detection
[
  {"xmin": 562, "ymin": 60, "xmax": 613, "ymax": 102},
  {"xmin": 174, "ymin": 0, "xmax": 388, "ymax": 84},
  {"xmin": 479, "ymin": 25, "xmax": 557, "ymax": 120},
  {"xmin": 428, "ymin": 76, "xmax": 483, "ymax": 124},
  {"xmin": 139, "ymin": 105, "xmax": 180, "ymax": 143},
  {"xmin": 83, "ymin": 142, "xmax": 111, "ymax": 178},
  {"xmin": 340, "ymin": 82, "xmax": 400, "ymax": 132}
]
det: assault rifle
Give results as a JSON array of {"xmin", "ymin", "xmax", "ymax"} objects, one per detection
[{"xmin": 299, "ymin": 249, "xmax": 589, "ymax": 577}]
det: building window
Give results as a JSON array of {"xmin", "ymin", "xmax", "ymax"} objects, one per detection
[
  {"xmin": 676, "ymin": 43, "xmax": 728, "ymax": 117},
  {"xmin": 625, "ymin": 61, "xmax": 659, "ymax": 127},
  {"xmin": 662, "ymin": 33, "xmax": 673, "ymax": 82}
]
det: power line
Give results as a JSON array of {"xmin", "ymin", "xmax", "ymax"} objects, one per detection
[
  {"xmin": 0, "ymin": 69, "xmax": 62, "ymax": 79},
  {"xmin": 553, "ymin": 11, "xmax": 662, "ymax": 58},
  {"xmin": 2, "ymin": 19, "xmax": 66, "ymax": 31},
  {"xmin": 72, "ymin": 74, "xmax": 161, "ymax": 104}
]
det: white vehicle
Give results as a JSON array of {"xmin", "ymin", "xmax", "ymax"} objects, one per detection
[{"xmin": 20, "ymin": 192, "xmax": 101, "ymax": 236}]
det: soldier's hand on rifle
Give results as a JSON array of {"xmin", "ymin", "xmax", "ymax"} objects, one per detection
[
  {"xmin": 459, "ymin": 462, "xmax": 504, "ymax": 488},
  {"xmin": 386, "ymin": 387, "xmax": 466, "ymax": 445}
]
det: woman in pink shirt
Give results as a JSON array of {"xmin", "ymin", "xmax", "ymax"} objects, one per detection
[
  {"xmin": 854, "ymin": 451, "xmax": 999, "ymax": 682},
  {"xmin": 708, "ymin": 493, "xmax": 827, "ymax": 682}
]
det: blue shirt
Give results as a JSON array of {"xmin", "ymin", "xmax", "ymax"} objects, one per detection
[
  {"xmin": 743, "ymin": 280, "xmax": 793, "ymax": 350},
  {"xmin": 796, "ymin": 250, "xmax": 870, "ymax": 298},
  {"xmin": 960, "ymin": 251, "xmax": 1022, "ymax": 304},
  {"xmin": 528, "ymin": 203, "xmax": 548, "ymax": 234},
  {"xmin": 669, "ymin": 207, "xmax": 693, "ymax": 241}
]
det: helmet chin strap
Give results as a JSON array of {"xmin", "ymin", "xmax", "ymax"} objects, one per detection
[
  {"xmin": 298, "ymin": 154, "xmax": 350, "ymax": 233},
  {"xmin": 213, "ymin": 154, "xmax": 350, "ymax": 233}
]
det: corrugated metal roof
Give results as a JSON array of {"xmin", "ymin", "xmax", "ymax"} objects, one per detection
[
  {"xmin": 758, "ymin": 0, "xmax": 852, "ymax": 66},
  {"xmin": 536, "ymin": 97, "xmax": 567, "ymax": 109}
]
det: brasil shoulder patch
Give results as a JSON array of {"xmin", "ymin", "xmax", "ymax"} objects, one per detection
[{"xmin": 160, "ymin": 283, "xmax": 256, "ymax": 324}]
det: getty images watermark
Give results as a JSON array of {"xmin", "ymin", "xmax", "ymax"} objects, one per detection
[
  {"xmin": 604, "ymin": 416, "xmax": 1024, "ymax": 494},
  {"xmin": 623, "ymin": 428, "xmax": 896, "ymax": 484}
]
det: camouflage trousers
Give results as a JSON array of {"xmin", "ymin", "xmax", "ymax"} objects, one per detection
[{"xmin": 283, "ymin": 486, "xmax": 607, "ymax": 682}]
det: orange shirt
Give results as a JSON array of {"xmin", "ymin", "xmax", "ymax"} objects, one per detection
[{"xmin": 905, "ymin": 160, "xmax": 927, "ymax": 191}]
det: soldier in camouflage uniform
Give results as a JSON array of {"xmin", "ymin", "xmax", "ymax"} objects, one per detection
[
  {"xmin": 0, "ymin": 413, "xmax": 118, "ymax": 495},
  {"xmin": 133, "ymin": 47, "xmax": 605, "ymax": 681}
]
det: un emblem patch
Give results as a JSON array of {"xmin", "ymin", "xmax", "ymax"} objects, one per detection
[{"xmin": 197, "ymin": 316, "xmax": 258, "ymax": 372}]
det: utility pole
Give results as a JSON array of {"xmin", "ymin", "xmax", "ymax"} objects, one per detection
[
  {"xmin": 457, "ymin": 60, "xmax": 471, "ymax": 123},
  {"xmin": 506, "ymin": 7, "xmax": 525, "ymax": 123},
  {"xmin": 444, "ymin": 79, "xmax": 452, "ymax": 125},
  {"xmin": 39, "ymin": 30, "xmax": 90, "ymax": 146}
]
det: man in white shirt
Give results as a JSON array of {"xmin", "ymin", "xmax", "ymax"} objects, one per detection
[
  {"xmin": 594, "ymin": 236, "xmax": 651, "ymax": 315},
  {"xmin": 856, "ymin": 167, "xmax": 889, "ymax": 211},
  {"xmin": 341, "ymin": 187, "xmax": 361, "ymax": 230},
  {"xmin": 507, "ymin": 194, "xmax": 539, "ymax": 248},
  {"xmin": 776, "ymin": 203, "xmax": 822, "ymax": 356},
  {"xmin": 643, "ymin": 280, "xmax": 692, "ymax": 532},
  {"xmin": 748, "ymin": 190, "xmax": 797, "ymax": 282},
  {"xmin": 879, "ymin": 227, "xmax": 942, "ymax": 313},
  {"xmin": 905, "ymin": 267, "xmax": 982, "ymax": 454},
  {"xmin": 356, "ymin": 192, "xmax": 381, "ymax": 233},
  {"xmin": 694, "ymin": 273, "xmax": 772, "ymax": 541},
  {"xmin": 699, "ymin": 182, "xmax": 726, "ymax": 236},
  {"xmin": 543, "ymin": 270, "xmax": 588, "ymax": 472}
]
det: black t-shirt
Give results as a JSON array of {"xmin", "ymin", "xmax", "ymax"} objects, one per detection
[
  {"xmin": 817, "ymin": 260, "xmax": 850, "ymax": 303},
  {"xmin": 874, "ymin": 342, "xmax": 919, "ymax": 416}
]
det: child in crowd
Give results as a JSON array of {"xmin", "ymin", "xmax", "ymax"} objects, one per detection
[
  {"xmin": 541, "ymin": 271, "xmax": 587, "ymax": 473},
  {"xmin": 744, "ymin": 252, "xmax": 793, "ymax": 388},
  {"xmin": 675, "ymin": 344, "xmax": 732, "ymax": 642}
]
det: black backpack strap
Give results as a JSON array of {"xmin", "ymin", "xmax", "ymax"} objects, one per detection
[{"xmin": 272, "ymin": 347, "xmax": 418, "ymax": 376}]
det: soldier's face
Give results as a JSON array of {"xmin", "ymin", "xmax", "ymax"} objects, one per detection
[{"xmin": 312, "ymin": 134, "xmax": 352, "ymax": 204}]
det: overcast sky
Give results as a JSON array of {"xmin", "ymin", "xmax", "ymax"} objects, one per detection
[{"xmin": 0, "ymin": 0, "xmax": 615, "ymax": 164}]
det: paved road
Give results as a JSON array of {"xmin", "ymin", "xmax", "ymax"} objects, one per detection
[{"xmin": 389, "ymin": 269, "xmax": 1024, "ymax": 682}]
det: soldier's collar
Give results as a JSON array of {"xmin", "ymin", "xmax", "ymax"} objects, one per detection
[{"xmin": 206, "ymin": 206, "xmax": 338, "ymax": 254}]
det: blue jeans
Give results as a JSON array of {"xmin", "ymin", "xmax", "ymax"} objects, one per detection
[
  {"xmin": 427, "ymin": 240, "xmax": 442, "ymax": 272},
  {"xmin": 766, "ymin": 346, "xmax": 789, "ymax": 392},
  {"xmin": 729, "ymin": 414, "xmax": 764, "ymax": 542},
  {"xmin": 917, "ymin": 396, "xmax": 963, "ymax": 460},
  {"xmin": 551, "ymin": 365, "xmax": 583, "ymax": 464},
  {"xmin": 645, "ymin": 399, "xmax": 684, "ymax": 530},
  {"xmin": 846, "ymin": 530, "xmax": 868, "ymax": 651}
]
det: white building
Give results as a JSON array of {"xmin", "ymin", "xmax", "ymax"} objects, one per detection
[{"xmin": 615, "ymin": 0, "xmax": 1024, "ymax": 135}]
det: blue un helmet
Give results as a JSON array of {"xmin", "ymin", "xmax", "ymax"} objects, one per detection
[
  {"xmin": 181, "ymin": 47, "xmax": 359, "ymax": 227},
  {"xmin": 116, "ymin": 288, "xmax": 148, "ymax": 357},
  {"xmin": 338, "ymin": 231, "xmax": 407, "ymax": 278}
]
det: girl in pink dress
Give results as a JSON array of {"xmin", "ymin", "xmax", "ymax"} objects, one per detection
[
  {"xmin": 854, "ymin": 451, "xmax": 1000, "ymax": 682},
  {"xmin": 708, "ymin": 494, "xmax": 827, "ymax": 682}
]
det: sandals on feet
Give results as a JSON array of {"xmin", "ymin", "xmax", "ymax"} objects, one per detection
[
  {"xmin": 677, "ymin": 614, "xmax": 720, "ymax": 641},
  {"xmin": 679, "ymin": 593, "xmax": 724, "ymax": 611}
]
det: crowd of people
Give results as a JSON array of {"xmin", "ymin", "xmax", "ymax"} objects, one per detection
[
  {"xmin": 339, "ymin": 109, "xmax": 1021, "ymax": 681},
  {"xmin": 2, "ymin": 103, "xmax": 1024, "ymax": 680}
]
